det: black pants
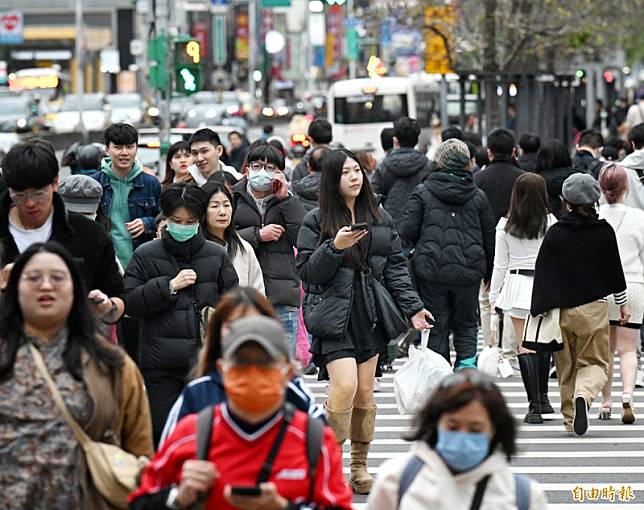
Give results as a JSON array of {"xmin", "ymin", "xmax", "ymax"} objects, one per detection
[
  {"xmin": 416, "ymin": 282, "xmax": 480, "ymax": 368},
  {"xmin": 142, "ymin": 368, "xmax": 188, "ymax": 448},
  {"xmin": 117, "ymin": 317, "xmax": 141, "ymax": 363}
]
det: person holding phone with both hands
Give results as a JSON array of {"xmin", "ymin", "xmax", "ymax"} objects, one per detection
[{"xmin": 297, "ymin": 149, "xmax": 433, "ymax": 495}]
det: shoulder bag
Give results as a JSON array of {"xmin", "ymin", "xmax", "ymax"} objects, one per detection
[
  {"xmin": 522, "ymin": 309, "xmax": 563, "ymax": 352},
  {"xmin": 369, "ymin": 276, "xmax": 409, "ymax": 340},
  {"xmin": 29, "ymin": 343, "xmax": 142, "ymax": 509}
]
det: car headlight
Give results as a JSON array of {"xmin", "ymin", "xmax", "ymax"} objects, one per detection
[
  {"xmin": 16, "ymin": 118, "xmax": 27, "ymax": 128},
  {"xmin": 148, "ymin": 106, "xmax": 160, "ymax": 117},
  {"xmin": 277, "ymin": 106, "xmax": 289, "ymax": 116},
  {"xmin": 262, "ymin": 107, "xmax": 274, "ymax": 117}
]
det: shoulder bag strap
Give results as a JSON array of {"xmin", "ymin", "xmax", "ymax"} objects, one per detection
[
  {"xmin": 305, "ymin": 414, "xmax": 324, "ymax": 502},
  {"xmin": 196, "ymin": 405, "xmax": 215, "ymax": 460},
  {"xmin": 396, "ymin": 455, "xmax": 425, "ymax": 508},
  {"xmin": 28, "ymin": 342, "xmax": 92, "ymax": 448},
  {"xmin": 469, "ymin": 474, "xmax": 492, "ymax": 510},
  {"xmin": 256, "ymin": 404, "xmax": 296, "ymax": 484}
]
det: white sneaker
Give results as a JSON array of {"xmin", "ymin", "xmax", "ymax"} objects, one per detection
[{"xmin": 636, "ymin": 370, "xmax": 644, "ymax": 389}]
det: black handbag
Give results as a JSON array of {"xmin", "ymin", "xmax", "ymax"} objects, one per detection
[{"xmin": 370, "ymin": 276, "xmax": 409, "ymax": 340}]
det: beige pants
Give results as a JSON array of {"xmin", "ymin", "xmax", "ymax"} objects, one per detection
[
  {"xmin": 479, "ymin": 282, "xmax": 518, "ymax": 359},
  {"xmin": 555, "ymin": 301, "xmax": 610, "ymax": 431}
]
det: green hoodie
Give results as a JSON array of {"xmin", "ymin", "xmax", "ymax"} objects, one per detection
[{"xmin": 101, "ymin": 157, "xmax": 143, "ymax": 268}]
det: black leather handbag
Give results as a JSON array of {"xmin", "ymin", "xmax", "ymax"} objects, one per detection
[{"xmin": 370, "ymin": 276, "xmax": 409, "ymax": 340}]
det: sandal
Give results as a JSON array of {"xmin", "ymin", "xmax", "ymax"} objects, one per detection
[
  {"xmin": 622, "ymin": 394, "xmax": 635, "ymax": 424},
  {"xmin": 598, "ymin": 407, "xmax": 611, "ymax": 420}
]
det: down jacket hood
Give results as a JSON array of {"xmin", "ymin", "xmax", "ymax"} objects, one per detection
[
  {"xmin": 291, "ymin": 173, "xmax": 320, "ymax": 202},
  {"xmin": 425, "ymin": 169, "xmax": 478, "ymax": 205},
  {"xmin": 380, "ymin": 148, "xmax": 431, "ymax": 178},
  {"xmin": 621, "ymin": 149, "xmax": 644, "ymax": 170}
]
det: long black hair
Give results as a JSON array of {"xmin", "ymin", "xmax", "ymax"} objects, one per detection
[
  {"xmin": 160, "ymin": 182, "xmax": 208, "ymax": 220},
  {"xmin": 319, "ymin": 149, "xmax": 380, "ymax": 268},
  {"xmin": 505, "ymin": 173, "xmax": 551, "ymax": 239},
  {"xmin": 535, "ymin": 139, "xmax": 572, "ymax": 172},
  {"xmin": 201, "ymin": 181, "xmax": 246, "ymax": 258},
  {"xmin": 0, "ymin": 242, "xmax": 123, "ymax": 380}
]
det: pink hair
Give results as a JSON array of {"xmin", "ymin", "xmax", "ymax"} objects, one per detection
[{"xmin": 599, "ymin": 163, "xmax": 628, "ymax": 204}]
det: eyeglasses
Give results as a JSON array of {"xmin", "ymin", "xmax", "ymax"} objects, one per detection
[
  {"xmin": 10, "ymin": 187, "xmax": 51, "ymax": 205},
  {"xmin": 438, "ymin": 370, "xmax": 495, "ymax": 390},
  {"xmin": 249, "ymin": 162, "xmax": 277, "ymax": 173},
  {"xmin": 21, "ymin": 272, "xmax": 70, "ymax": 288}
]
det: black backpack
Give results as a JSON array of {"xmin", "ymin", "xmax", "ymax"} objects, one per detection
[{"xmin": 195, "ymin": 404, "xmax": 324, "ymax": 500}]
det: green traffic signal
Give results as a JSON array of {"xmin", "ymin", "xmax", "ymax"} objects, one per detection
[
  {"xmin": 173, "ymin": 38, "xmax": 202, "ymax": 96},
  {"xmin": 575, "ymin": 69, "xmax": 585, "ymax": 79},
  {"xmin": 176, "ymin": 67, "xmax": 200, "ymax": 94}
]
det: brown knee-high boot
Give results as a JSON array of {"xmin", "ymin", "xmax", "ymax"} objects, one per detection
[
  {"xmin": 324, "ymin": 403, "xmax": 352, "ymax": 446},
  {"xmin": 349, "ymin": 404, "xmax": 376, "ymax": 494}
]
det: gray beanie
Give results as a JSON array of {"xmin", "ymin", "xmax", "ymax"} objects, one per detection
[
  {"xmin": 562, "ymin": 173, "xmax": 601, "ymax": 205},
  {"xmin": 434, "ymin": 138, "xmax": 470, "ymax": 169},
  {"xmin": 58, "ymin": 175, "xmax": 103, "ymax": 214}
]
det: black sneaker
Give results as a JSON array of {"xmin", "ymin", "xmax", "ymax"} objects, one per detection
[
  {"xmin": 573, "ymin": 395, "xmax": 589, "ymax": 436},
  {"xmin": 302, "ymin": 363, "xmax": 318, "ymax": 376}
]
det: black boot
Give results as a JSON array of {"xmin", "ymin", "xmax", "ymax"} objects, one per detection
[
  {"xmin": 518, "ymin": 353, "xmax": 544, "ymax": 424},
  {"xmin": 538, "ymin": 351, "xmax": 555, "ymax": 414}
]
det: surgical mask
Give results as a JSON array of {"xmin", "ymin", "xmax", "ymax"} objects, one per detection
[
  {"xmin": 223, "ymin": 364, "xmax": 285, "ymax": 414},
  {"xmin": 248, "ymin": 169, "xmax": 273, "ymax": 192},
  {"xmin": 435, "ymin": 428, "xmax": 490, "ymax": 472},
  {"xmin": 166, "ymin": 222, "xmax": 199, "ymax": 242}
]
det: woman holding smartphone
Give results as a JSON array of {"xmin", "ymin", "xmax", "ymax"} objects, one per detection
[{"xmin": 297, "ymin": 149, "xmax": 433, "ymax": 494}]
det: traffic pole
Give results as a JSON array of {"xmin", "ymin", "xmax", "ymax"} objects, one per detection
[{"xmin": 74, "ymin": 0, "xmax": 88, "ymax": 142}]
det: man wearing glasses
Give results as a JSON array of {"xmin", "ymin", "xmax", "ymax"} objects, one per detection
[{"xmin": 0, "ymin": 139, "xmax": 124, "ymax": 325}]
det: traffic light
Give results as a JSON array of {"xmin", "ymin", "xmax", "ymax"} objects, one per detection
[
  {"xmin": 148, "ymin": 35, "xmax": 168, "ymax": 92},
  {"xmin": 174, "ymin": 39, "xmax": 202, "ymax": 95},
  {"xmin": 603, "ymin": 70, "xmax": 615, "ymax": 84}
]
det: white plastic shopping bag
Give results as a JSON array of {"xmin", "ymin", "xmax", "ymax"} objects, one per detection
[
  {"xmin": 478, "ymin": 312, "xmax": 513, "ymax": 378},
  {"xmin": 393, "ymin": 330, "xmax": 453, "ymax": 415}
]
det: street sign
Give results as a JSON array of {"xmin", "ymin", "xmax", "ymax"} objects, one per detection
[
  {"xmin": 346, "ymin": 28, "xmax": 358, "ymax": 61},
  {"xmin": 213, "ymin": 15, "xmax": 227, "ymax": 65},
  {"xmin": 0, "ymin": 11, "xmax": 23, "ymax": 45},
  {"xmin": 261, "ymin": 0, "xmax": 291, "ymax": 7}
]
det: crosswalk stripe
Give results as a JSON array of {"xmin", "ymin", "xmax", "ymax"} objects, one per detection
[
  {"xmin": 340, "ymin": 465, "xmax": 644, "ymax": 474},
  {"xmin": 342, "ymin": 450, "xmax": 644, "ymax": 459},
  {"xmin": 369, "ymin": 437, "xmax": 644, "ymax": 445}
]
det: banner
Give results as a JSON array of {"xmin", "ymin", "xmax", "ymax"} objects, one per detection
[
  {"xmin": 235, "ymin": 10, "xmax": 249, "ymax": 61},
  {"xmin": 0, "ymin": 11, "xmax": 23, "ymax": 45}
]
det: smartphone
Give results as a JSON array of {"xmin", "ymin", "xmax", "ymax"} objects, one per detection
[
  {"xmin": 272, "ymin": 178, "xmax": 281, "ymax": 195},
  {"xmin": 350, "ymin": 222, "xmax": 368, "ymax": 232},
  {"xmin": 90, "ymin": 296, "xmax": 106, "ymax": 305},
  {"xmin": 230, "ymin": 486, "xmax": 262, "ymax": 497}
]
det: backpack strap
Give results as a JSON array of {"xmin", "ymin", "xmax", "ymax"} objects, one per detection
[
  {"xmin": 396, "ymin": 455, "xmax": 425, "ymax": 508},
  {"xmin": 304, "ymin": 413, "xmax": 324, "ymax": 501},
  {"xmin": 256, "ymin": 404, "xmax": 296, "ymax": 484},
  {"xmin": 635, "ymin": 168, "xmax": 644, "ymax": 185},
  {"xmin": 196, "ymin": 405, "xmax": 215, "ymax": 460},
  {"xmin": 514, "ymin": 473, "xmax": 531, "ymax": 510}
]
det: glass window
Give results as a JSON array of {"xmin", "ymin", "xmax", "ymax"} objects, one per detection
[
  {"xmin": 334, "ymin": 93, "xmax": 408, "ymax": 124},
  {"xmin": 415, "ymin": 91, "xmax": 436, "ymax": 128}
]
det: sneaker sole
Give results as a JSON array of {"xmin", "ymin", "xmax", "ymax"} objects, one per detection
[
  {"xmin": 622, "ymin": 402, "xmax": 635, "ymax": 424},
  {"xmin": 573, "ymin": 396, "xmax": 589, "ymax": 435}
]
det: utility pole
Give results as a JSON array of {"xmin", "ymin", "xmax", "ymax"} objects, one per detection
[
  {"xmin": 155, "ymin": 0, "xmax": 172, "ymax": 180},
  {"xmin": 248, "ymin": 0, "xmax": 258, "ymax": 111},
  {"xmin": 74, "ymin": 0, "xmax": 87, "ymax": 141}
]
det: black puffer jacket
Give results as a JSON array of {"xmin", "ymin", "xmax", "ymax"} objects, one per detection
[
  {"xmin": 400, "ymin": 169, "xmax": 495, "ymax": 286},
  {"xmin": 232, "ymin": 179, "xmax": 305, "ymax": 307},
  {"xmin": 124, "ymin": 232, "xmax": 238, "ymax": 370},
  {"xmin": 372, "ymin": 148, "xmax": 431, "ymax": 228},
  {"xmin": 572, "ymin": 150, "xmax": 603, "ymax": 179},
  {"xmin": 291, "ymin": 173, "xmax": 321, "ymax": 213},
  {"xmin": 297, "ymin": 208, "xmax": 424, "ymax": 339},
  {"xmin": 537, "ymin": 166, "xmax": 578, "ymax": 218}
]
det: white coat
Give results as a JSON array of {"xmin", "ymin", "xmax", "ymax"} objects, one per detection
[
  {"xmin": 231, "ymin": 237, "xmax": 265, "ymax": 294},
  {"xmin": 367, "ymin": 442, "xmax": 547, "ymax": 510}
]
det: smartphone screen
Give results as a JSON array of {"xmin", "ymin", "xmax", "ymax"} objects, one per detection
[
  {"xmin": 230, "ymin": 486, "xmax": 262, "ymax": 497},
  {"xmin": 350, "ymin": 222, "xmax": 368, "ymax": 231},
  {"xmin": 272, "ymin": 178, "xmax": 280, "ymax": 195}
]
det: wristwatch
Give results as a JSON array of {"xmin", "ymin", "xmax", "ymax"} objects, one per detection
[{"xmin": 166, "ymin": 485, "xmax": 181, "ymax": 509}]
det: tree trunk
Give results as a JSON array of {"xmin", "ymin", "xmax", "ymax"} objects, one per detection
[{"xmin": 482, "ymin": 0, "xmax": 501, "ymax": 130}]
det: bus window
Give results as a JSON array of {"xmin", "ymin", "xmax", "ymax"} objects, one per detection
[
  {"xmin": 334, "ymin": 94, "xmax": 408, "ymax": 124},
  {"xmin": 415, "ymin": 91, "xmax": 436, "ymax": 128}
]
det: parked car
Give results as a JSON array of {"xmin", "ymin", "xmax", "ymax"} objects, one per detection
[
  {"xmin": 106, "ymin": 93, "xmax": 145, "ymax": 126},
  {"xmin": 52, "ymin": 94, "xmax": 110, "ymax": 133},
  {"xmin": 184, "ymin": 103, "xmax": 227, "ymax": 129}
]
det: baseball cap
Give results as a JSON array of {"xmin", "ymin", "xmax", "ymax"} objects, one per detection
[
  {"xmin": 562, "ymin": 173, "xmax": 601, "ymax": 205},
  {"xmin": 434, "ymin": 138, "xmax": 470, "ymax": 169},
  {"xmin": 223, "ymin": 316, "xmax": 290, "ymax": 361},
  {"xmin": 58, "ymin": 175, "xmax": 103, "ymax": 214}
]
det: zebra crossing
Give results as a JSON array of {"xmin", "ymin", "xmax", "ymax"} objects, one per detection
[{"xmin": 303, "ymin": 351, "xmax": 644, "ymax": 508}]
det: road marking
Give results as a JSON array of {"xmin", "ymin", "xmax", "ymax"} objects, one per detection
[
  {"xmin": 342, "ymin": 450, "xmax": 644, "ymax": 459},
  {"xmin": 342, "ymin": 465, "xmax": 644, "ymax": 474}
]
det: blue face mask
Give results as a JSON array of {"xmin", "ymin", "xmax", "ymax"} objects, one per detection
[
  {"xmin": 249, "ymin": 169, "xmax": 273, "ymax": 192},
  {"xmin": 166, "ymin": 222, "xmax": 199, "ymax": 242},
  {"xmin": 435, "ymin": 428, "xmax": 490, "ymax": 472}
]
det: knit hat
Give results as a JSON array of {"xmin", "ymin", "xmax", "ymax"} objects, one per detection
[
  {"xmin": 434, "ymin": 138, "xmax": 470, "ymax": 169},
  {"xmin": 58, "ymin": 175, "xmax": 103, "ymax": 214},
  {"xmin": 562, "ymin": 173, "xmax": 601, "ymax": 205}
]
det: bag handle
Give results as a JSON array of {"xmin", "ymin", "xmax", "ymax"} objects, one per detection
[
  {"xmin": 28, "ymin": 342, "xmax": 92, "ymax": 449},
  {"xmin": 420, "ymin": 329, "xmax": 430, "ymax": 350}
]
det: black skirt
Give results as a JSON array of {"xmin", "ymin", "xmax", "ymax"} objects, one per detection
[{"xmin": 311, "ymin": 272, "xmax": 387, "ymax": 381}]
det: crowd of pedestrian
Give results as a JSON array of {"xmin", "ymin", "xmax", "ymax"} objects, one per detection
[{"xmin": 1, "ymin": 108, "xmax": 644, "ymax": 510}]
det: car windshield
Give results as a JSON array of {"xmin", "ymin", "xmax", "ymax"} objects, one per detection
[
  {"xmin": 61, "ymin": 96, "xmax": 103, "ymax": 111},
  {"xmin": 0, "ymin": 98, "xmax": 30, "ymax": 115},
  {"xmin": 107, "ymin": 95, "xmax": 141, "ymax": 107}
]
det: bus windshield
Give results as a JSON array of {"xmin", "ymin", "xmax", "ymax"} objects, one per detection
[{"xmin": 334, "ymin": 93, "xmax": 408, "ymax": 124}]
